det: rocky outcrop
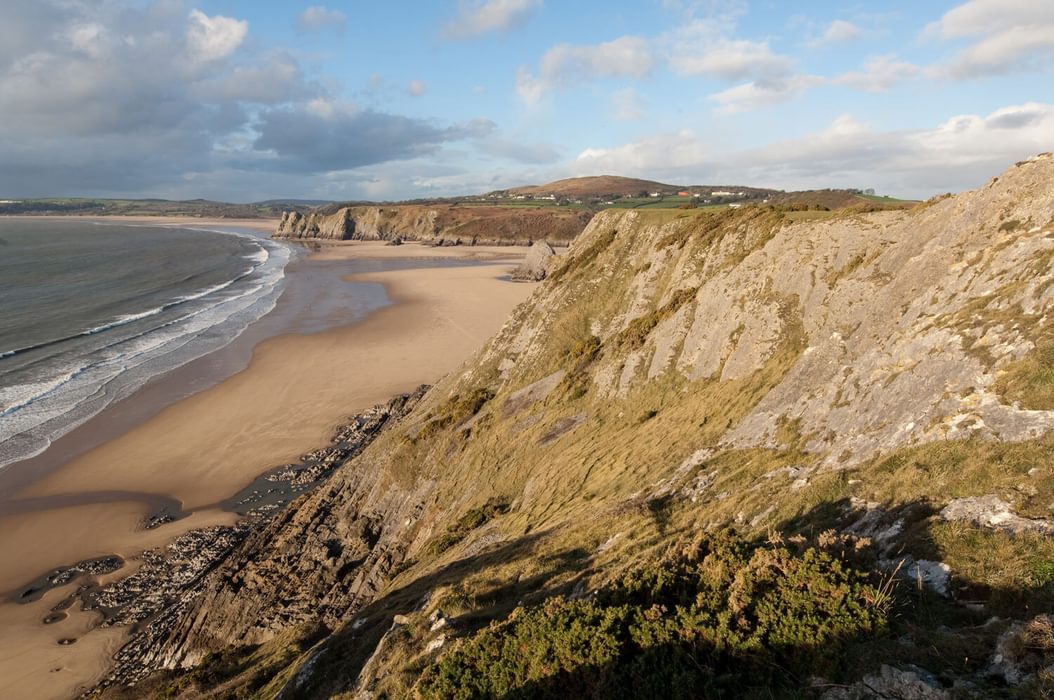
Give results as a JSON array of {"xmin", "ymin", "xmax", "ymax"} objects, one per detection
[
  {"xmin": 100, "ymin": 387, "xmax": 430, "ymax": 684},
  {"xmin": 940, "ymin": 495, "xmax": 1054, "ymax": 535},
  {"xmin": 274, "ymin": 205, "xmax": 592, "ymax": 245},
  {"xmin": 510, "ymin": 240, "xmax": 556, "ymax": 281},
  {"xmin": 488, "ymin": 152, "xmax": 1054, "ymax": 467},
  {"xmin": 276, "ymin": 209, "xmax": 356, "ymax": 239}
]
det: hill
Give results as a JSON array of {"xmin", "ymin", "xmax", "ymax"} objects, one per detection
[
  {"xmin": 499, "ymin": 175, "xmax": 779, "ymax": 201},
  {"xmin": 503, "ymin": 175, "xmax": 679, "ymax": 198},
  {"xmin": 89, "ymin": 153, "xmax": 1054, "ymax": 697}
]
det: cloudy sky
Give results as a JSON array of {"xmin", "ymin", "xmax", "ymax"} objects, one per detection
[{"xmin": 1, "ymin": 0, "xmax": 1052, "ymax": 201}]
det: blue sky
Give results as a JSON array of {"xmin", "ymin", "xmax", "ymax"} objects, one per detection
[{"xmin": 0, "ymin": 0, "xmax": 1051, "ymax": 201}]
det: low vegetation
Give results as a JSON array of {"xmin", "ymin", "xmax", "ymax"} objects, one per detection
[
  {"xmin": 417, "ymin": 532, "xmax": 890, "ymax": 699},
  {"xmin": 426, "ymin": 497, "xmax": 512, "ymax": 556}
]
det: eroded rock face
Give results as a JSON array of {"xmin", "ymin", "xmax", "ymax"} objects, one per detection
[
  {"xmin": 510, "ymin": 240, "xmax": 556, "ymax": 281},
  {"xmin": 487, "ymin": 153, "xmax": 1054, "ymax": 466},
  {"xmin": 274, "ymin": 206, "xmax": 592, "ymax": 245},
  {"xmin": 276, "ymin": 209, "xmax": 356, "ymax": 239}
]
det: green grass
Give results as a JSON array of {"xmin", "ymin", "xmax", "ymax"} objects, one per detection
[
  {"xmin": 857, "ymin": 194, "xmax": 920, "ymax": 206},
  {"xmin": 425, "ymin": 497, "xmax": 512, "ymax": 556}
]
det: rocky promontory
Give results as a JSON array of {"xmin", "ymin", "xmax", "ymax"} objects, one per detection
[{"xmin": 274, "ymin": 204, "xmax": 592, "ymax": 245}]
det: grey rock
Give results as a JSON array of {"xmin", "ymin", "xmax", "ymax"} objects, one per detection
[
  {"xmin": 940, "ymin": 495, "xmax": 1054, "ymax": 535},
  {"xmin": 511, "ymin": 240, "xmax": 556, "ymax": 281},
  {"xmin": 822, "ymin": 664, "xmax": 949, "ymax": 699}
]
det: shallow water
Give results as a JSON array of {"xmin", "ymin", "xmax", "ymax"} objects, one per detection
[{"xmin": 0, "ymin": 219, "xmax": 291, "ymax": 470}]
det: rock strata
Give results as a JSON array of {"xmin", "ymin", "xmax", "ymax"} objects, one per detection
[
  {"xmin": 274, "ymin": 205, "xmax": 592, "ymax": 245},
  {"xmin": 86, "ymin": 387, "xmax": 429, "ymax": 690}
]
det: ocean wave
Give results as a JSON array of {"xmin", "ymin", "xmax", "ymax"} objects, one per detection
[
  {"xmin": 1, "ymin": 264, "xmax": 260, "ymax": 361},
  {"xmin": 244, "ymin": 246, "xmax": 269, "ymax": 265},
  {"xmin": 0, "ymin": 229, "xmax": 292, "ymax": 471},
  {"xmin": 1, "ymin": 274, "xmax": 275, "ymax": 416},
  {"xmin": 0, "ymin": 363, "xmax": 90, "ymax": 418}
]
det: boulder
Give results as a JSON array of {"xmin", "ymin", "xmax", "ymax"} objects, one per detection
[{"xmin": 511, "ymin": 240, "xmax": 556, "ymax": 281}]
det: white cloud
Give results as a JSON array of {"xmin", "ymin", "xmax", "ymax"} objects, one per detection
[
  {"xmin": 568, "ymin": 103, "xmax": 1054, "ymax": 196},
  {"xmin": 187, "ymin": 9, "xmax": 247, "ymax": 62},
  {"xmin": 0, "ymin": 2, "xmax": 488, "ymax": 199},
  {"xmin": 297, "ymin": 6, "xmax": 347, "ymax": 33},
  {"xmin": 667, "ymin": 22, "xmax": 793, "ymax": 81},
  {"xmin": 612, "ymin": 87, "xmax": 646, "ymax": 121},
  {"xmin": 809, "ymin": 19, "xmax": 861, "ymax": 48},
  {"xmin": 443, "ymin": 0, "xmax": 542, "ymax": 41},
  {"xmin": 572, "ymin": 129, "xmax": 710, "ymax": 176},
  {"xmin": 517, "ymin": 36, "xmax": 655, "ymax": 104},
  {"xmin": 407, "ymin": 79, "xmax": 427, "ymax": 96},
  {"xmin": 709, "ymin": 75, "xmax": 821, "ymax": 113},
  {"xmin": 925, "ymin": 1, "xmax": 1054, "ymax": 78},
  {"xmin": 836, "ymin": 56, "xmax": 919, "ymax": 92},
  {"xmin": 925, "ymin": 1, "xmax": 1054, "ymax": 39}
]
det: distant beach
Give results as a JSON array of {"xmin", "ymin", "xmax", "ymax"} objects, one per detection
[{"xmin": 0, "ymin": 219, "xmax": 534, "ymax": 700}]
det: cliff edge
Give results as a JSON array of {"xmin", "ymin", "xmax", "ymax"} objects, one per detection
[{"xmin": 102, "ymin": 154, "xmax": 1054, "ymax": 698}]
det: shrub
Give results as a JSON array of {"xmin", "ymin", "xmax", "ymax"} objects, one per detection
[{"xmin": 417, "ymin": 533, "xmax": 890, "ymax": 698}]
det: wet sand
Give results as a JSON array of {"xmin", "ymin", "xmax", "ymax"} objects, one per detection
[{"xmin": 0, "ymin": 232, "xmax": 535, "ymax": 700}]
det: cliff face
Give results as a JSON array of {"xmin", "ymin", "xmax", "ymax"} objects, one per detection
[
  {"xmin": 274, "ymin": 205, "xmax": 593, "ymax": 245},
  {"xmin": 110, "ymin": 155, "xmax": 1054, "ymax": 697}
]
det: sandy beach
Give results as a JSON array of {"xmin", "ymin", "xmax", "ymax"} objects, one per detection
[{"xmin": 0, "ymin": 228, "xmax": 536, "ymax": 700}]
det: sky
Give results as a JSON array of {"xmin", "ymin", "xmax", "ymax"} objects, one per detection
[{"xmin": 0, "ymin": 0, "xmax": 1052, "ymax": 202}]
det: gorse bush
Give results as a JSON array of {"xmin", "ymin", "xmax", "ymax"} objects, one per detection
[{"xmin": 416, "ymin": 533, "xmax": 890, "ymax": 699}]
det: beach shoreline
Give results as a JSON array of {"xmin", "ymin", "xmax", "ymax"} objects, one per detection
[{"xmin": 0, "ymin": 222, "xmax": 535, "ymax": 700}]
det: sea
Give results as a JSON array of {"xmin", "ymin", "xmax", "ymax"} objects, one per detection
[{"xmin": 0, "ymin": 219, "xmax": 292, "ymax": 471}]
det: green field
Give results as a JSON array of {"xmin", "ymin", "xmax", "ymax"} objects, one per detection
[{"xmin": 858, "ymin": 193, "xmax": 920, "ymax": 205}]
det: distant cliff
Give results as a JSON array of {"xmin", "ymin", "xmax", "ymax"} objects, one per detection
[{"xmin": 275, "ymin": 205, "xmax": 593, "ymax": 245}]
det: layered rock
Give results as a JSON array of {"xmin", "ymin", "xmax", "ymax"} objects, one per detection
[{"xmin": 274, "ymin": 205, "xmax": 592, "ymax": 245}]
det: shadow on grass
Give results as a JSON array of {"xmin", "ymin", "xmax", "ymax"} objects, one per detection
[
  {"xmin": 117, "ymin": 496, "xmax": 1054, "ymax": 699},
  {"xmin": 285, "ymin": 529, "xmax": 591, "ymax": 699}
]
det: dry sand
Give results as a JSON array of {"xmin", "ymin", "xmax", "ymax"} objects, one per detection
[{"xmin": 0, "ymin": 237, "xmax": 536, "ymax": 700}]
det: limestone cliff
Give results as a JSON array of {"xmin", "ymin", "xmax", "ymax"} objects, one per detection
[
  {"xmin": 274, "ymin": 204, "xmax": 593, "ymax": 245},
  {"xmin": 105, "ymin": 154, "xmax": 1054, "ymax": 698}
]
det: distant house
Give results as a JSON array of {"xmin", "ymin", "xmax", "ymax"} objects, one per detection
[
  {"xmin": 728, "ymin": 203, "xmax": 742, "ymax": 209},
  {"xmin": 711, "ymin": 190, "xmax": 733, "ymax": 197},
  {"xmin": 678, "ymin": 191, "xmax": 690, "ymax": 196},
  {"xmin": 649, "ymin": 192, "xmax": 661, "ymax": 197}
]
